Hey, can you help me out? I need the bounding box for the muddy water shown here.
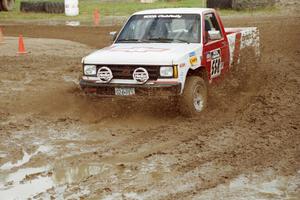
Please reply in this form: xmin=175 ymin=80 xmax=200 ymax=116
xmin=0 ymin=9 xmax=300 ymax=200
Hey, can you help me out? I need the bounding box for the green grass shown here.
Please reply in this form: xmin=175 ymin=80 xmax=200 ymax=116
xmin=0 ymin=0 xmax=278 ymax=23
xmin=0 ymin=0 xmax=206 ymax=21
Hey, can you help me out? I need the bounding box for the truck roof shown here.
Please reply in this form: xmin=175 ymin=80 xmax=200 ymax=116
xmin=133 ymin=8 xmax=215 ymax=15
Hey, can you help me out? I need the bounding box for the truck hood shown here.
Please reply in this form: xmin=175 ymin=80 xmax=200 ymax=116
xmin=83 ymin=43 xmax=202 ymax=65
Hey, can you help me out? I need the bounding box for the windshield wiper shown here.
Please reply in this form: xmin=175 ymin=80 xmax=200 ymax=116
xmin=147 ymin=37 xmax=172 ymax=42
xmin=172 ymin=38 xmax=190 ymax=44
xmin=146 ymin=37 xmax=189 ymax=44
xmin=117 ymin=38 xmax=140 ymax=42
xmin=117 ymin=37 xmax=190 ymax=44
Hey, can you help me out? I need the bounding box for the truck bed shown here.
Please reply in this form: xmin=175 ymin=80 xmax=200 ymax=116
xmin=225 ymin=27 xmax=260 ymax=66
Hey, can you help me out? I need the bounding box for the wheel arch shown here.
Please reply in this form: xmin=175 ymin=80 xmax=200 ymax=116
xmin=186 ymin=66 xmax=209 ymax=84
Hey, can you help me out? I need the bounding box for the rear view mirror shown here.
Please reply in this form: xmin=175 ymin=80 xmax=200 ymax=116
xmin=110 ymin=31 xmax=117 ymax=41
xmin=208 ymin=30 xmax=221 ymax=40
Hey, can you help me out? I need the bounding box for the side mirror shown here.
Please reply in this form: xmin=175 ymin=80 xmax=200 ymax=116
xmin=109 ymin=31 xmax=117 ymax=41
xmin=208 ymin=30 xmax=222 ymax=40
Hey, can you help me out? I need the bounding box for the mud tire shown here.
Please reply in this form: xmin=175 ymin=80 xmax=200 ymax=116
xmin=20 ymin=1 xmax=64 ymax=13
xmin=20 ymin=1 xmax=45 ymax=13
xmin=45 ymin=2 xmax=64 ymax=14
xmin=1 ymin=0 xmax=15 ymax=11
xmin=180 ymin=76 xmax=208 ymax=116
xmin=207 ymin=0 xmax=233 ymax=9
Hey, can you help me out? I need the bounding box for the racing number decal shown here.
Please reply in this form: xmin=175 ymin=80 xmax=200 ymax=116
xmin=210 ymin=49 xmax=223 ymax=78
xmin=211 ymin=58 xmax=221 ymax=76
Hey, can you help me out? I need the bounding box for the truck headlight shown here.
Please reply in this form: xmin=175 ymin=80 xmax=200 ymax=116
xmin=160 ymin=66 xmax=173 ymax=77
xmin=84 ymin=65 xmax=96 ymax=75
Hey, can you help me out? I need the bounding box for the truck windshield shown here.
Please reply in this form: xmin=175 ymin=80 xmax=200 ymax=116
xmin=116 ymin=14 xmax=201 ymax=44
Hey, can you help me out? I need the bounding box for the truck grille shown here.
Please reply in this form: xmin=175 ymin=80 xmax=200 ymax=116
xmin=96 ymin=65 xmax=159 ymax=80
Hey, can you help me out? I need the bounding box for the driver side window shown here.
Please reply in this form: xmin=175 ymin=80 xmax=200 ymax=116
xmin=204 ymin=13 xmax=222 ymax=43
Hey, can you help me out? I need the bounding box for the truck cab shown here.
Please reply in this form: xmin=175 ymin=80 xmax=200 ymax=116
xmin=80 ymin=8 xmax=259 ymax=116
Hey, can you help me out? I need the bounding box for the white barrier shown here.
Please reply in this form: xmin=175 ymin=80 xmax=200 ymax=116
xmin=65 ymin=0 xmax=79 ymax=16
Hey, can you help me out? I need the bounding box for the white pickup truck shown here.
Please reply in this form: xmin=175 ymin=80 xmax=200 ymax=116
xmin=80 ymin=8 xmax=259 ymax=115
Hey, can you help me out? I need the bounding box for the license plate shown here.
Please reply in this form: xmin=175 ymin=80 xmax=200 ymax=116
xmin=115 ymin=88 xmax=135 ymax=96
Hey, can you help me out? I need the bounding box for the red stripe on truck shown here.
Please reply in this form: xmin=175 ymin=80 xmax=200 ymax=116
xmin=233 ymin=33 xmax=242 ymax=65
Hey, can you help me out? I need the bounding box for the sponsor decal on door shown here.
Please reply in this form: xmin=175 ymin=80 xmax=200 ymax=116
xmin=189 ymin=51 xmax=198 ymax=66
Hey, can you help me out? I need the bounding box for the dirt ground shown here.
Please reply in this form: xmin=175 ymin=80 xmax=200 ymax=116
xmin=0 ymin=4 xmax=300 ymax=200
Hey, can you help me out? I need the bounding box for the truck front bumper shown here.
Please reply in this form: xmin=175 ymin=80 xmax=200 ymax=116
xmin=79 ymin=79 xmax=181 ymax=97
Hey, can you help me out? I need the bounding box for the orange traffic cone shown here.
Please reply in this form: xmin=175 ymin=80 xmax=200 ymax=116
xmin=0 ymin=28 xmax=4 ymax=44
xmin=18 ymin=34 xmax=27 ymax=54
xmin=93 ymin=9 xmax=100 ymax=26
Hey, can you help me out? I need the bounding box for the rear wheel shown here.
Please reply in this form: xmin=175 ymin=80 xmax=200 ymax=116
xmin=180 ymin=76 xmax=208 ymax=116
xmin=1 ymin=0 xmax=15 ymax=11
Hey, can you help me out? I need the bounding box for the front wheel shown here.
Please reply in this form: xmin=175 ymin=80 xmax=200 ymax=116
xmin=180 ymin=76 xmax=208 ymax=116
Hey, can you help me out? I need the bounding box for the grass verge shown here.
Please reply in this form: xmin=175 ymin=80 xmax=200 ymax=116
xmin=0 ymin=0 xmax=278 ymax=23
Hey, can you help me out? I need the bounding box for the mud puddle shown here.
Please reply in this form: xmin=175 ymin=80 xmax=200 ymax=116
xmin=0 ymin=146 xmax=52 ymax=171
xmin=0 ymin=152 xmax=113 ymax=199
xmin=0 ymin=167 xmax=52 ymax=199
xmin=1 ymin=160 xmax=299 ymax=200
xmin=0 ymin=154 xmax=177 ymax=199
xmin=0 ymin=165 xmax=92 ymax=199
xmin=193 ymin=169 xmax=300 ymax=200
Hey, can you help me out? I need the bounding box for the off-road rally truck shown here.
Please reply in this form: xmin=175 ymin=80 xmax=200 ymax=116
xmin=80 ymin=8 xmax=259 ymax=115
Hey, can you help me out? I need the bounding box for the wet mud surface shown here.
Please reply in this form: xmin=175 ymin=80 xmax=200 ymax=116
xmin=0 ymin=11 xmax=300 ymax=200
